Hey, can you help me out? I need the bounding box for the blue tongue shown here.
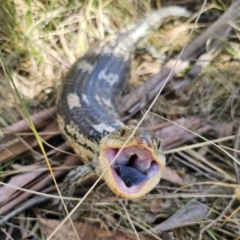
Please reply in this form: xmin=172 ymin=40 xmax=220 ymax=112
xmin=115 ymin=165 xmax=147 ymax=187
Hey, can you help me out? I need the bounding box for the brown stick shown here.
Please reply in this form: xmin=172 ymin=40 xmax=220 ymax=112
xmin=0 ymin=120 xmax=59 ymax=162
xmin=2 ymin=107 xmax=56 ymax=136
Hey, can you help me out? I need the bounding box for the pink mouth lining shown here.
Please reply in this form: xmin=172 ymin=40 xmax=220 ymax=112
xmin=105 ymin=146 xmax=159 ymax=194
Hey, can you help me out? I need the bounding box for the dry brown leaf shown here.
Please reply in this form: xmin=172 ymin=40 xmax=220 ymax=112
xmin=39 ymin=217 xmax=151 ymax=240
xmin=151 ymin=200 xmax=208 ymax=233
xmin=161 ymin=166 xmax=184 ymax=186
xmin=156 ymin=118 xmax=200 ymax=147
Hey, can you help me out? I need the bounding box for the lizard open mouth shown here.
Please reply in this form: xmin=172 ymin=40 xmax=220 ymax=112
xmin=99 ymin=126 xmax=165 ymax=199
xmin=105 ymin=146 xmax=159 ymax=194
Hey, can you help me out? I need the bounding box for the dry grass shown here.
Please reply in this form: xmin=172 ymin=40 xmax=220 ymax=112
xmin=0 ymin=0 xmax=240 ymax=239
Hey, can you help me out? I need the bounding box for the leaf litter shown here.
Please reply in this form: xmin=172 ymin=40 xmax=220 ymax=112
xmin=0 ymin=0 xmax=240 ymax=239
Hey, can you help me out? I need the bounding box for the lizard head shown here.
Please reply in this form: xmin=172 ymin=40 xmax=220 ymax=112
xmin=99 ymin=126 xmax=165 ymax=199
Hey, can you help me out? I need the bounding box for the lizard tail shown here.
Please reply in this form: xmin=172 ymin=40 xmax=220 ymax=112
xmin=118 ymin=6 xmax=191 ymax=50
